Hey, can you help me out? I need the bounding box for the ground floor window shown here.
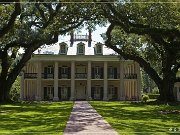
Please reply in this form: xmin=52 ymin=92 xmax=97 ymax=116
xmin=91 ymin=86 xmax=103 ymax=100
xmin=58 ymin=86 xmax=71 ymax=100
xmin=44 ymin=86 xmax=54 ymax=100
xmin=108 ymin=86 xmax=118 ymax=100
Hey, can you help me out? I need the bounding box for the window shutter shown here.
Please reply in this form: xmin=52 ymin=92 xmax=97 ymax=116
xmin=101 ymin=67 xmax=104 ymax=79
xmin=68 ymin=87 xmax=71 ymax=99
xmin=52 ymin=87 xmax=54 ymax=96
xmin=92 ymin=68 xmax=95 ymax=79
xmin=114 ymin=68 xmax=117 ymax=79
xmin=68 ymin=67 xmax=71 ymax=79
xmin=58 ymin=87 xmax=61 ymax=100
xmin=114 ymin=87 xmax=118 ymax=99
xmin=44 ymin=67 xmax=48 ymax=73
xmin=59 ymin=67 xmax=62 ymax=79
xmin=44 ymin=87 xmax=47 ymax=99
xmin=100 ymin=87 xmax=104 ymax=100
xmin=91 ymin=87 xmax=95 ymax=99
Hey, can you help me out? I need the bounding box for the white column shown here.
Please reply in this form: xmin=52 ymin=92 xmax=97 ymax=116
xmin=135 ymin=62 xmax=141 ymax=100
xmin=87 ymin=61 xmax=92 ymax=100
xmin=103 ymin=61 xmax=108 ymax=100
xmin=53 ymin=62 xmax=59 ymax=101
xmin=70 ymin=61 xmax=75 ymax=100
xmin=119 ymin=61 xmax=125 ymax=100
xmin=20 ymin=71 xmax=24 ymax=101
xmin=36 ymin=62 xmax=42 ymax=101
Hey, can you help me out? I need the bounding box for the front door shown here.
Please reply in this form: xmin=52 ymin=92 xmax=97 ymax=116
xmin=76 ymin=85 xmax=86 ymax=100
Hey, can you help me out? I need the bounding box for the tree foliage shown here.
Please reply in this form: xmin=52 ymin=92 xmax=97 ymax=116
xmin=100 ymin=0 xmax=180 ymax=102
xmin=0 ymin=0 xmax=105 ymax=101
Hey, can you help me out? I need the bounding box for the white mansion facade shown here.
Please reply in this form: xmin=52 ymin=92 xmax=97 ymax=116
xmin=20 ymin=40 xmax=142 ymax=101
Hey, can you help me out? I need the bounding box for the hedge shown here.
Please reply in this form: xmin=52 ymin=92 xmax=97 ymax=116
xmin=147 ymin=94 xmax=160 ymax=99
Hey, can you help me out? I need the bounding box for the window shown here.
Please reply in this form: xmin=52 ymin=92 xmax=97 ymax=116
xmin=95 ymin=67 xmax=101 ymax=74
xmin=77 ymin=42 xmax=85 ymax=54
xmin=61 ymin=44 xmax=66 ymax=54
xmin=61 ymin=67 xmax=68 ymax=74
xmin=95 ymin=43 xmax=103 ymax=55
xmin=78 ymin=45 xmax=84 ymax=54
xmin=44 ymin=66 xmax=54 ymax=74
xmin=108 ymin=67 xmax=114 ymax=78
xmin=59 ymin=42 xmax=67 ymax=54
xmin=96 ymin=45 xmax=102 ymax=54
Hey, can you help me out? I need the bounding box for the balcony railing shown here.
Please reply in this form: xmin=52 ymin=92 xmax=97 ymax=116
xmin=59 ymin=74 xmax=70 ymax=79
xmin=75 ymin=73 xmax=87 ymax=79
xmin=92 ymin=74 xmax=102 ymax=79
xmin=124 ymin=73 xmax=137 ymax=79
xmin=24 ymin=73 xmax=37 ymax=79
xmin=108 ymin=74 xmax=115 ymax=79
xmin=108 ymin=74 xmax=120 ymax=79
xmin=42 ymin=73 xmax=54 ymax=79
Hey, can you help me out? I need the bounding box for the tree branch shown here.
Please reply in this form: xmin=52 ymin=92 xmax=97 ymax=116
xmin=105 ymin=23 xmax=162 ymax=86
xmin=0 ymin=0 xmax=21 ymax=38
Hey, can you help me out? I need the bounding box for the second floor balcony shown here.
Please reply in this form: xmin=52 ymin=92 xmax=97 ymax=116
xmin=59 ymin=73 xmax=70 ymax=79
xmin=124 ymin=73 xmax=137 ymax=79
xmin=24 ymin=73 xmax=37 ymax=79
xmin=75 ymin=73 xmax=87 ymax=79
xmin=92 ymin=74 xmax=103 ymax=79
xmin=42 ymin=73 xmax=54 ymax=79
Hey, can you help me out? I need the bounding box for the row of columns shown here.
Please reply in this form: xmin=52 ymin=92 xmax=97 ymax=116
xmin=20 ymin=61 xmax=141 ymax=101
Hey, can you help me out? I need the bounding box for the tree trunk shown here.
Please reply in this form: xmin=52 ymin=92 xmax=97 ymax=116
xmin=0 ymin=79 xmax=12 ymax=102
xmin=157 ymin=70 xmax=176 ymax=102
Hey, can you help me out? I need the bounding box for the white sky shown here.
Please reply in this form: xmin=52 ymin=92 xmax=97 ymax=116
xmin=38 ymin=25 xmax=109 ymax=54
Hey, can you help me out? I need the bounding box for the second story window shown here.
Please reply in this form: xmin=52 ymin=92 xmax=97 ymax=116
xmin=95 ymin=43 xmax=103 ymax=55
xmin=97 ymin=45 xmax=102 ymax=54
xmin=44 ymin=66 xmax=54 ymax=74
xmin=59 ymin=42 xmax=68 ymax=55
xmin=77 ymin=42 xmax=85 ymax=55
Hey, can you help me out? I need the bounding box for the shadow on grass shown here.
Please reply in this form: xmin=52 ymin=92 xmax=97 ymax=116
xmin=0 ymin=101 xmax=74 ymax=135
xmin=90 ymin=101 xmax=180 ymax=135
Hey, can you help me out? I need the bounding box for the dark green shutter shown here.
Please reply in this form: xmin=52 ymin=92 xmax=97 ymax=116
xmin=100 ymin=87 xmax=104 ymax=100
xmin=68 ymin=87 xmax=71 ymax=100
xmin=114 ymin=68 xmax=117 ymax=79
xmin=59 ymin=67 xmax=62 ymax=79
xmin=58 ymin=87 xmax=61 ymax=100
xmin=52 ymin=87 xmax=54 ymax=96
xmin=44 ymin=67 xmax=48 ymax=79
xmin=52 ymin=67 xmax=54 ymax=78
xmin=92 ymin=68 xmax=95 ymax=79
xmin=91 ymin=87 xmax=95 ymax=99
xmin=68 ymin=67 xmax=71 ymax=79
xmin=101 ymin=68 xmax=104 ymax=79
xmin=44 ymin=87 xmax=47 ymax=99
xmin=114 ymin=87 xmax=118 ymax=100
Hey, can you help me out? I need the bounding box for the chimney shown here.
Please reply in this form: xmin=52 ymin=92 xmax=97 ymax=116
xmin=88 ymin=29 xmax=92 ymax=47
xmin=70 ymin=31 xmax=74 ymax=47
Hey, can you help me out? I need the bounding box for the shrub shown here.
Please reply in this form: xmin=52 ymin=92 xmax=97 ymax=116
xmin=142 ymin=94 xmax=149 ymax=102
xmin=10 ymin=77 xmax=20 ymax=101
xmin=148 ymin=94 xmax=160 ymax=99
xmin=152 ymin=87 xmax=159 ymax=94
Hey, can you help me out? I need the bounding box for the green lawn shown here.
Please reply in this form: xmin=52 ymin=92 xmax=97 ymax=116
xmin=90 ymin=101 xmax=180 ymax=135
xmin=0 ymin=101 xmax=73 ymax=135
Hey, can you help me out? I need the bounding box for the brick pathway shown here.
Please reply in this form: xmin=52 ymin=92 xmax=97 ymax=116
xmin=64 ymin=101 xmax=119 ymax=135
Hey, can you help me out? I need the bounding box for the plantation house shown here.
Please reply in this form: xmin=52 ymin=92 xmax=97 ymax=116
xmin=19 ymin=32 xmax=180 ymax=101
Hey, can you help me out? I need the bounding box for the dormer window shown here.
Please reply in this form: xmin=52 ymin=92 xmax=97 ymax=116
xmin=77 ymin=42 xmax=85 ymax=55
xmin=59 ymin=42 xmax=68 ymax=55
xmin=95 ymin=43 xmax=103 ymax=55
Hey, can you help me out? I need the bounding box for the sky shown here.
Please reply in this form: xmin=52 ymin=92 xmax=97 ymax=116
xmin=38 ymin=25 xmax=109 ymax=54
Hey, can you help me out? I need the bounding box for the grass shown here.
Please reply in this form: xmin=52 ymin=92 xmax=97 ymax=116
xmin=90 ymin=101 xmax=180 ymax=135
xmin=0 ymin=101 xmax=73 ymax=135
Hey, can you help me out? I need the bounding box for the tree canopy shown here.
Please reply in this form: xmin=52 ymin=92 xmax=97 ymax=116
xmin=0 ymin=0 xmax=105 ymax=101
xmin=100 ymin=0 xmax=180 ymax=101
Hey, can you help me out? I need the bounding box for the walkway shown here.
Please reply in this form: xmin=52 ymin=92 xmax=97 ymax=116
xmin=64 ymin=101 xmax=119 ymax=135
